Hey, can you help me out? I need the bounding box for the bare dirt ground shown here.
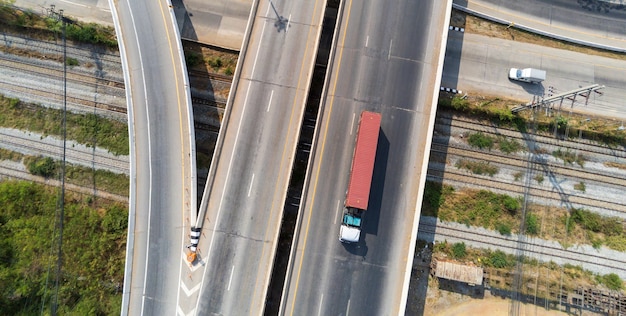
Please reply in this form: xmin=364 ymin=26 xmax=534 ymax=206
xmin=429 ymin=294 xmax=569 ymax=316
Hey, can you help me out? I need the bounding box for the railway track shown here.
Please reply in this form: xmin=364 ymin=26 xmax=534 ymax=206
xmin=426 ymin=167 xmax=626 ymax=214
xmin=419 ymin=220 xmax=626 ymax=274
xmin=437 ymin=114 xmax=626 ymax=159
xmin=0 ymin=81 xmax=127 ymax=117
xmin=0 ymin=32 xmax=123 ymax=65
xmin=430 ymin=142 xmax=626 ymax=188
xmin=0 ymin=163 xmax=128 ymax=203
xmin=188 ymin=69 xmax=233 ymax=85
xmin=0 ymin=130 xmax=129 ymax=173
xmin=0 ymin=54 xmax=126 ymax=93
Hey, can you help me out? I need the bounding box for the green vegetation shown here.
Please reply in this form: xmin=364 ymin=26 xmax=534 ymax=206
xmin=487 ymin=250 xmax=514 ymax=269
xmin=66 ymin=56 xmax=79 ymax=66
xmin=421 ymin=181 xmax=455 ymax=217
xmin=184 ymin=50 xmax=203 ymax=68
xmin=496 ymin=222 xmax=512 ymax=236
xmin=467 ymin=132 xmax=494 ymax=150
xmin=224 ymin=66 xmax=234 ymax=76
xmin=525 ymin=213 xmax=539 ymax=235
xmin=455 ymin=159 xmax=499 ymax=176
xmin=498 ymin=137 xmax=522 ymax=154
xmin=513 ymin=171 xmax=523 ymax=182
xmin=25 ymin=155 xmax=56 ymax=177
xmin=0 ymin=180 xmax=126 ymax=315
xmin=534 ymin=174 xmax=544 ymax=184
xmin=425 ymin=186 xmax=520 ymax=230
xmin=438 ymin=93 xmax=626 ymax=147
xmin=0 ymin=95 xmax=129 ymax=156
xmin=452 ymin=242 xmax=467 ymax=259
xmin=26 ymin=155 xmax=128 ymax=196
xmin=0 ymin=4 xmax=117 ymax=48
xmin=574 ymin=181 xmax=586 ymax=192
xmin=0 ymin=147 xmax=24 ymax=162
xmin=208 ymin=57 xmax=223 ymax=70
xmin=597 ymin=273 xmax=623 ymax=291
xmin=553 ymin=148 xmax=585 ymax=167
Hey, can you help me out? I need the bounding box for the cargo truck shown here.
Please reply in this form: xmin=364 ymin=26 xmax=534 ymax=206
xmin=339 ymin=111 xmax=381 ymax=243
xmin=508 ymin=67 xmax=546 ymax=84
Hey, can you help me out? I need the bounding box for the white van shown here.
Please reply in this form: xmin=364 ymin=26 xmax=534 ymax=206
xmin=509 ymin=68 xmax=546 ymax=84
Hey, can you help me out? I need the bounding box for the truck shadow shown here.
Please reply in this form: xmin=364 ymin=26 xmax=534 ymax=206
xmin=509 ymin=79 xmax=545 ymax=97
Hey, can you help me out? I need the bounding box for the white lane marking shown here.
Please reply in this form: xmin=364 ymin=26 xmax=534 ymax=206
xmin=251 ymin=3 xmax=272 ymax=76
xmin=334 ymin=200 xmax=341 ymax=225
xmin=59 ymin=0 xmax=89 ymax=8
xmin=365 ymin=35 xmax=369 ymax=48
xmin=248 ymin=173 xmax=255 ymax=197
xmin=388 ymin=39 xmax=393 ymax=60
xmin=318 ymin=294 xmax=324 ymax=316
xmin=126 ymin=2 xmax=153 ymax=314
xmin=350 ymin=112 xmax=356 ymax=135
xmin=287 ymin=14 xmax=291 ymax=32
xmin=196 ymin=81 xmax=254 ymax=312
xmin=346 ymin=299 xmax=351 ymax=316
xmin=266 ymin=90 xmax=274 ymax=112
xmin=227 ymin=265 xmax=235 ymax=291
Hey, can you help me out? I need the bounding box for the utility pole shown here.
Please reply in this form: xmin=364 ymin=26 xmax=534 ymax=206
xmin=47 ymin=5 xmax=74 ymax=315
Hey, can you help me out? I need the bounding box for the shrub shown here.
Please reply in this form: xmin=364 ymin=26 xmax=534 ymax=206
xmin=526 ymin=213 xmax=539 ymax=235
xmin=452 ymin=242 xmax=467 ymax=259
xmin=502 ymin=196 xmax=520 ymax=214
xmin=66 ymin=57 xmax=79 ymax=66
xmin=455 ymin=159 xmax=499 ymax=176
xmin=224 ymin=66 xmax=234 ymax=76
xmin=450 ymin=96 xmax=470 ymax=111
xmin=496 ymin=222 xmax=511 ymax=236
xmin=489 ymin=250 xmax=512 ymax=268
xmin=571 ymin=208 xmax=601 ymax=233
xmin=467 ymin=132 xmax=494 ymax=150
xmin=597 ymin=273 xmax=623 ymax=291
xmin=208 ymin=57 xmax=223 ymax=69
xmin=498 ymin=137 xmax=522 ymax=153
xmin=26 ymin=156 xmax=56 ymax=178
xmin=185 ymin=51 xmax=202 ymax=68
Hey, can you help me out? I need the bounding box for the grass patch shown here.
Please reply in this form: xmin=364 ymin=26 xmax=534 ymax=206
xmin=498 ymin=137 xmax=522 ymax=154
xmin=24 ymin=155 xmax=128 ymax=196
xmin=455 ymin=159 xmax=499 ymax=176
xmin=0 ymin=4 xmax=117 ymax=48
xmin=513 ymin=171 xmax=523 ymax=182
xmin=0 ymin=147 xmax=24 ymax=162
xmin=422 ymin=181 xmax=455 ymax=217
xmin=66 ymin=56 xmax=79 ymax=66
xmin=424 ymin=187 xmax=520 ymax=230
xmin=574 ymin=181 xmax=586 ymax=192
xmin=467 ymin=132 xmax=494 ymax=150
xmin=534 ymin=174 xmax=544 ymax=184
xmin=0 ymin=95 xmax=129 ymax=155
xmin=553 ymin=148 xmax=585 ymax=167
xmin=438 ymin=93 xmax=626 ymax=147
xmin=182 ymin=41 xmax=238 ymax=76
xmin=0 ymin=180 xmax=126 ymax=315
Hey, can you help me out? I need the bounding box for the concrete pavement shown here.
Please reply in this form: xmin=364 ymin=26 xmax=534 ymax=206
xmin=454 ymin=0 xmax=626 ymax=52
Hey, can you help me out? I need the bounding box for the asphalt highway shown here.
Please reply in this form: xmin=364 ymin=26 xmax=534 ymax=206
xmin=442 ymin=32 xmax=626 ymax=120
xmin=188 ymin=0 xmax=325 ymax=314
xmin=111 ymin=1 xmax=195 ymax=315
xmin=281 ymin=0 xmax=451 ymax=314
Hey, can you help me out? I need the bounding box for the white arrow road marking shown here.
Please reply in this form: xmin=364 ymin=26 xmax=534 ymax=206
xmin=180 ymin=281 xmax=202 ymax=297
xmin=177 ymin=305 xmax=196 ymax=316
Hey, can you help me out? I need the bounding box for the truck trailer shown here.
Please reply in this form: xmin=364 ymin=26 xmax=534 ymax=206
xmin=339 ymin=111 xmax=381 ymax=243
